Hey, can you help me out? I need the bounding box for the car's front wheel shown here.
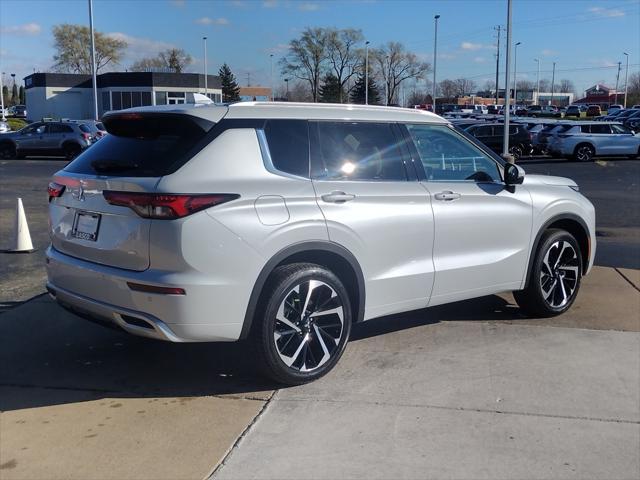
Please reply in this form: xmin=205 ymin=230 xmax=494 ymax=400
xmin=0 ymin=143 xmax=16 ymax=159
xmin=252 ymin=263 xmax=352 ymax=385
xmin=514 ymin=229 xmax=582 ymax=317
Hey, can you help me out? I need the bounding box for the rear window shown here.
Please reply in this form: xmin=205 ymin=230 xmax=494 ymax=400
xmin=263 ymin=120 xmax=309 ymax=178
xmin=65 ymin=114 xmax=214 ymax=177
xmin=557 ymin=125 xmax=573 ymax=133
xmin=78 ymin=124 xmax=92 ymax=133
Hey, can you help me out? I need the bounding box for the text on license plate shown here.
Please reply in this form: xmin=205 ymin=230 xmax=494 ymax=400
xmin=72 ymin=211 xmax=101 ymax=241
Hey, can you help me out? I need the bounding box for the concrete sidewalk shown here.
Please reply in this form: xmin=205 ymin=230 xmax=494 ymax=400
xmin=1 ymin=267 xmax=638 ymax=479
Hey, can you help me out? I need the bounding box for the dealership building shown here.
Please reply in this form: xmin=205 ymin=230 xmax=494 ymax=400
xmin=24 ymin=72 xmax=223 ymax=121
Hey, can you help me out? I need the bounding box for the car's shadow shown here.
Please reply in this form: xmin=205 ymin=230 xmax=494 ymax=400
xmin=0 ymin=294 xmax=524 ymax=411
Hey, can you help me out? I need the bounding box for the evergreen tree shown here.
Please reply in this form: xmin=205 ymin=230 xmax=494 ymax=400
xmin=319 ymin=73 xmax=343 ymax=103
xmin=218 ymin=63 xmax=240 ymax=102
xmin=19 ymin=86 xmax=25 ymax=105
xmin=2 ymin=85 xmax=8 ymax=107
xmin=11 ymin=83 xmax=18 ymax=104
xmin=350 ymin=71 xmax=380 ymax=105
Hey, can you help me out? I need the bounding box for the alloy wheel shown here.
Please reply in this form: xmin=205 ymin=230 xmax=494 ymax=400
xmin=539 ymin=240 xmax=580 ymax=308
xmin=576 ymin=146 xmax=593 ymax=162
xmin=273 ymin=279 xmax=345 ymax=373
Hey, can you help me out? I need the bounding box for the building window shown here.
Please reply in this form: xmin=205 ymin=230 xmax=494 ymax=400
xmin=141 ymin=91 xmax=152 ymax=106
xmin=132 ymin=91 xmax=142 ymax=108
xmin=112 ymin=92 xmax=122 ymax=110
xmin=155 ymin=91 xmax=167 ymax=105
xmin=167 ymin=91 xmax=186 ymax=104
xmin=101 ymin=91 xmax=110 ymax=111
xmin=122 ymin=91 xmax=132 ymax=109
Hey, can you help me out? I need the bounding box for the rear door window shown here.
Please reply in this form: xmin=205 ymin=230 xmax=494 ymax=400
xmin=49 ymin=124 xmax=74 ymax=134
xmin=590 ymin=124 xmax=612 ymax=134
xmin=262 ymin=120 xmax=309 ymax=178
xmin=310 ymin=122 xmax=407 ymax=181
xmin=64 ymin=114 xmax=215 ymax=177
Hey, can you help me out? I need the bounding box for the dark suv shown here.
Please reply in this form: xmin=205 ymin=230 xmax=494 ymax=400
xmin=0 ymin=121 xmax=94 ymax=160
xmin=462 ymin=122 xmax=532 ymax=159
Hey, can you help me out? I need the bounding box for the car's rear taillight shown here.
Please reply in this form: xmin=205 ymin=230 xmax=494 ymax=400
xmin=103 ymin=191 xmax=239 ymax=219
xmin=81 ymin=133 xmax=92 ymax=141
xmin=48 ymin=182 xmax=65 ymax=201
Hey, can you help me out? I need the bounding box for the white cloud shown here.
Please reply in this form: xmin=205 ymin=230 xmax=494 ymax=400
xmin=439 ymin=53 xmax=455 ymax=60
xmin=106 ymin=33 xmax=176 ymax=64
xmin=461 ymin=42 xmax=492 ymax=51
xmin=588 ymin=6 xmax=625 ymax=18
xmin=0 ymin=23 xmax=41 ymax=36
xmin=541 ymin=49 xmax=557 ymax=57
xmin=473 ymin=57 xmax=486 ymax=63
xmin=298 ymin=2 xmax=320 ymax=10
xmin=195 ymin=17 xmax=230 ymax=25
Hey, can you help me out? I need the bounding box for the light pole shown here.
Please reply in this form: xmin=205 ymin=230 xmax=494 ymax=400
xmin=203 ymin=37 xmax=208 ymax=96
xmin=432 ymin=14 xmax=440 ymax=112
xmin=284 ymin=78 xmax=289 ymax=101
xmin=0 ymin=73 xmax=5 ymax=121
xmin=270 ymin=54 xmax=274 ymax=101
xmin=550 ymin=61 xmax=556 ymax=106
xmin=614 ymin=61 xmax=621 ymax=105
xmin=365 ymin=40 xmax=370 ymax=105
xmin=513 ymin=41 xmax=521 ymax=108
xmin=384 ymin=55 xmax=389 ymax=106
xmin=534 ymin=58 xmax=540 ymax=104
xmin=88 ymin=0 xmax=98 ymax=120
xmin=623 ymin=52 xmax=629 ymax=108
xmin=502 ymin=0 xmax=512 ymax=159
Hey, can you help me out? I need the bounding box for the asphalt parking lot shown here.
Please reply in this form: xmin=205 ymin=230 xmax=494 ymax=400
xmin=1 ymin=156 xmax=639 ymax=479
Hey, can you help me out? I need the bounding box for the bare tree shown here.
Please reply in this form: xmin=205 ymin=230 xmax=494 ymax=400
xmin=131 ymin=48 xmax=192 ymax=73
xmin=626 ymin=72 xmax=640 ymax=106
xmin=373 ymin=41 xmax=429 ymax=105
xmin=288 ymin=80 xmax=314 ymax=102
xmin=516 ymin=79 xmax=534 ymax=91
xmin=538 ymin=79 xmax=551 ymax=92
xmin=130 ymin=57 xmax=164 ymax=72
xmin=453 ymin=78 xmax=477 ymax=97
xmin=52 ymin=24 xmax=127 ymax=73
xmin=280 ymin=27 xmax=328 ymax=102
xmin=484 ymin=79 xmax=496 ymax=92
xmin=438 ymin=79 xmax=457 ymax=100
xmin=559 ymin=79 xmax=575 ymax=93
xmin=325 ymin=28 xmax=363 ymax=103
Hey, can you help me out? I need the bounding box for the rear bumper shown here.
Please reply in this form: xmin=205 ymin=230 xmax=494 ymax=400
xmin=46 ymin=246 xmax=247 ymax=342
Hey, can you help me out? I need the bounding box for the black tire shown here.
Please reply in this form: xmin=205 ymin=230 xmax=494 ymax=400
xmin=0 ymin=143 xmax=16 ymax=160
xmin=573 ymin=143 xmax=594 ymax=162
xmin=508 ymin=145 xmax=523 ymax=160
xmin=251 ymin=263 xmax=352 ymax=385
xmin=64 ymin=143 xmax=81 ymax=161
xmin=513 ymin=229 xmax=582 ymax=317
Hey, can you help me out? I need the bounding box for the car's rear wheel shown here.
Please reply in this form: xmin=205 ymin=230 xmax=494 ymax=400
xmin=252 ymin=263 xmax=352 ymax=385
xmin=64 ymin=144 xmax=81 ymax=161
xmin=514 ymin=229 xmax=582 ymax=317
xmin=573 ymin=144 xmax=594 ymax=162
xmin=0 ymin=143 xmax=16 ymax=160
xmin=508 ymin=145 xmax=523 ymax=159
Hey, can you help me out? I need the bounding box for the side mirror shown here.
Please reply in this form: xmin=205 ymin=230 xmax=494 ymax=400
xmin=504 ymin=163 xmax=525 ymax=186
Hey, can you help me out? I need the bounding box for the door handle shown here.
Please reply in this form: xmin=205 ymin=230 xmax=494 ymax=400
xmin=321 ymin=191 xmax=356 ymax=203
xmin=434 ymin=191 xmax=461 ymax=201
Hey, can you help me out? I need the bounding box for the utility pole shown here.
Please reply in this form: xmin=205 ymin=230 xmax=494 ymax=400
xmin=550 ymin=62 xmax=556 ymax=106
xmin=203 ymin=37 xmax=208 ymax=96
xmin=433 ymin=14 xmax=440 ymax=112
xmin=270 ymin=54 xmax=274 ymax=101
xmin=284 ymin=78 xmax=289 ymax=101
xmin=365 ymin=40 xmax=370 ymax=105
xmin=502 ymin=0 xmax=512 ymax=159
xmin=614 ymin=61 xmax=621 ymax=105
xmin=623 ymin=52 xmax=629 ymax=108
xmin=494 ymin=25 xmax=501 ymax=105
xmin=88 ymin=0 xmax=98 ymax=120
xmin=384 ymin=55 xmax=389 ymax=106
xmin=246 ymin=72 xmax=251 ymax=87
xmin=0 ymin=73 xmax=5 ymax=121
xmin=513 ymin=41 xmax=521 ymax=108
xmin=534 ymin=58 xmax=540 ymax=104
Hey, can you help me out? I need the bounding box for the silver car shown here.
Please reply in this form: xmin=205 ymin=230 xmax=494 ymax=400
xmin=46 ymin=102 xmax=596 ymax=384
xmin=547 ymin=122 xmax=640 ymax=161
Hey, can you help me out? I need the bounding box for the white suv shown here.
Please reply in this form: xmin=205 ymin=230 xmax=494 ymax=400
xmin=46 ymin=102 xmax=596 ymax=384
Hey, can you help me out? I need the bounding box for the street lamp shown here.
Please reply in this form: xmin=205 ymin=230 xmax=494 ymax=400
xmin=384 ymin=55 xmax=389 ymax=106
xmin=0 ymin=73 xmax=5 ymax=121
xmin=270 ymin=54 xmax=274 ymax=101
xmin=365 ymin=40 xmax=370 ymax=105
xmin=502 ymin=0 xmax=512 ymax=159
xmin=88 ymin=0 xmax=98 ymax=120
xmin=202 ymin=37 xmax=208 ymax=96
xmin=432 ymin=14 xmax=440 ymax=112
xmin=284 ymin=78 xmax=289 ymax=101
xmin=534 ymin=58 xmax=540 ymax=104
xmin=623 ymin=52 xmax=629 ymax=108
xmin=550 ymin=61 xmax=556 ymax=106
xmin=513 ymin=41 xmax=521 ymax=108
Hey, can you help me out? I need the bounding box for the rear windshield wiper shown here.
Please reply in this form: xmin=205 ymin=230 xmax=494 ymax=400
xmin=91 ymin=160 xmax=139 ymax=173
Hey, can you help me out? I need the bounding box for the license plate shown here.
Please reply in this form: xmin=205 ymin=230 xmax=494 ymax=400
xmin=72 ymin=211 xmax=101 ymax=241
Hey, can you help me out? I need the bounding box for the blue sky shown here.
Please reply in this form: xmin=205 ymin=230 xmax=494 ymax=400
xmin=0 ymin=0 xmax=638 ymax=95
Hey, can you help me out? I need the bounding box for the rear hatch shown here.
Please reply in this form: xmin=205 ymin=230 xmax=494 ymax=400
xmin=49 ymin=108 xmax=224 ymax=271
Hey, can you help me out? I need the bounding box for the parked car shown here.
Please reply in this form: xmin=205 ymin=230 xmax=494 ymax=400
xmin=607 ymin=105 xmax=624 ymax=115
xmin=586 ymin=105 xmax=601 ymax=117
xmin=0 ymin=120 xmax=93 ymax=160
xmin=598 ymin=109 xmax=625 ymax=121
xmin=609 ymin=109 xmax=640 ymax=124
xmin=564 ymin=105 xmax=582 ymax=117
xmin=487 ymin=105 xmax=500 ymax=114
xmin=525 ymin=121 xmax=560 ymax=154
xmin=515 ymin=106 xmax=528 ymax=116
xmin=533 ymin=122 xmax=572 ymax=154
xmin=621 ymin=109 xmax=640 ymax=131
xmin=44 ymin=102 xmax=596 ymax=384
xmin=8 ymin=105 xmax=27 ymax=119
xmin=463 ymin=122 xmax=532 ymax=159
xmin=472 ymin=105 xmax=488 ymax=115
xmin=633 ymin=105 xmax=640 ymax=109
xmin=527 ymin=105 xmax=561 ymax=118
xmin=547 ymin=122 xmax=640 ymax=161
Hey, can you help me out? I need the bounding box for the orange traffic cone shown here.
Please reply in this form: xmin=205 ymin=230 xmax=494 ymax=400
xmin=1 ymin=198 xmax=36 ymax=253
